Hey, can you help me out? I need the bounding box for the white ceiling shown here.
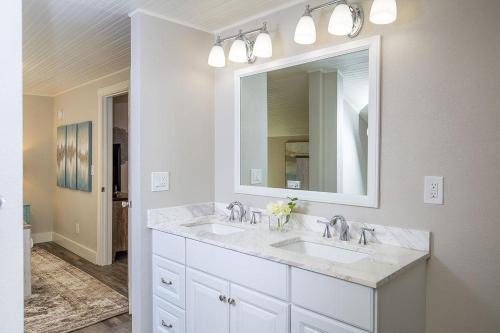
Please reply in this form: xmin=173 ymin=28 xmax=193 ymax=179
xmin=23 ymin=0 xmax=303 ymax=96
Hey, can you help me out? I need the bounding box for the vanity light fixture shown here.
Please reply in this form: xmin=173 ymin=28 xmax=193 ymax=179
xmin=208 ymin=22 xmax=272 ymax=68
xmin=294 ymin=0 xmax=397 ymax=45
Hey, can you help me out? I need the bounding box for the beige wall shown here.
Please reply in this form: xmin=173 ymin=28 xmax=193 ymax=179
xmin=52 ymin=70 xmax=129 ymax=253
xmin=23 ymin=95 xmax=54 ymax=236
xmin=214 ymin=1 xmax=500 ymax=332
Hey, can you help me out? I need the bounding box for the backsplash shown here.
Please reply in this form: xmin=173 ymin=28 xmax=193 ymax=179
xmin=149 ymin=202 xmax=430 ymax=252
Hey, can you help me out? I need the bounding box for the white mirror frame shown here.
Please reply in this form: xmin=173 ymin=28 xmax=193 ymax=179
xmin=234 ymin=35 xmax=380 ymax=207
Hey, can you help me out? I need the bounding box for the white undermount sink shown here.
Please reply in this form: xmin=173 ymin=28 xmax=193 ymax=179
xmin=274 ymin=240 xmax=369 ymax=264
xmin=182 ymin=222 xmax=244 ymax=235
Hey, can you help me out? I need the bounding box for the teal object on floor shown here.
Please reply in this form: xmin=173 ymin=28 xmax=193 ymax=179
xmin=23 ymin=204 xmax=31 ymax=225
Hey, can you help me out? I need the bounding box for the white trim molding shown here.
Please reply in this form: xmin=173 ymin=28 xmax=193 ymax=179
xmin=234 ymin=36 xmax=381 ymax=208
xmin=32 ymin=232 xmax=53 ymax=244
xmin=96 ymin=80 xmax=129 ymax=266
xmin=128 ymin=9 xmax=211 ymax=33
xmin=52 ymin=232 xmax=97 ymax=264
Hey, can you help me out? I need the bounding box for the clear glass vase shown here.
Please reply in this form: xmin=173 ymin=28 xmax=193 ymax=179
xmin=268 ymin=215 xmax=291 ymax=232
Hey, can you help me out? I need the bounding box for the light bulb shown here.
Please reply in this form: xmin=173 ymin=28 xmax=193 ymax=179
xmin=253 ymin=31 xmax=272 ymax=58
xmin=294 ymin=13 xmax=316 ymax=45
xmin=228 ymin=37 xmax=248 ymax=63
xmin=328 ymin=4 xmax=354 ymax=36
xmin=207 ymin=43 xmax=225 ymax=67
xmin=370 ymin=0 xmax=397 ymax=24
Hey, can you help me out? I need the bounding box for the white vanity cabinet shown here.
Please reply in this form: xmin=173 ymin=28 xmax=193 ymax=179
xmin=152 ymin=229 xmax=427 ymax=333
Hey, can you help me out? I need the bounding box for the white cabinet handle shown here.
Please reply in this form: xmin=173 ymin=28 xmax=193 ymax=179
xmin=0 ymin=196 xmax=5 ymax=210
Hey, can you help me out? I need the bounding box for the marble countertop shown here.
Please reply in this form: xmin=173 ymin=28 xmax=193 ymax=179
xmin=148 ymin=211 xmax=430 ymax=288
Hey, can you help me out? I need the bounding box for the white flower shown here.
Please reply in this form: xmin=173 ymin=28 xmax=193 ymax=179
xmin=266 ymin=201 xmax=291 ymax=217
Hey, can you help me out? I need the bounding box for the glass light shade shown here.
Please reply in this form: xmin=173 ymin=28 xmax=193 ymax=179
xmin=328 ymin=4 xmax=354 ymax=36
xmin=207 ymin=44 xmax=225 ymax=67
xmin=294 ymin=14 xmax=316 ymax=45
xmin=370 ymin=0 xmax=397 ymax=24
xmin=253 ymin=32 xmax=272 ymax=58
xmin=228 ymin=38 xmax=248 ymax=63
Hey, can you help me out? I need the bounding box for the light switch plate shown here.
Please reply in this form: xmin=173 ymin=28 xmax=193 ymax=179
xmin=250 ymin=169 xmax=263 ymax=185
xmin=151 ymin=172 xmax=169 ymax=192
xmin=424 ymin=176 xmax=443 ymax=204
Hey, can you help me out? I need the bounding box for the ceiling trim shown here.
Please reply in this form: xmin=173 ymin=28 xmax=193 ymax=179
xmin=213 ymin=0 xmax=306 ymax=34
xmin=40 ymin=67 xmax=130 ymax=98
xmin=128 ymin=8 xmax=213 ymax=34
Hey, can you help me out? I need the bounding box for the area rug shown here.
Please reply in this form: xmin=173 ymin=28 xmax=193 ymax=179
xmin=24 ymin=247 xmax=129 ymax=333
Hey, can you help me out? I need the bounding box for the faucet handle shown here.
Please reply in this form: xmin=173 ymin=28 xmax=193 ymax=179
xmin=250 ymin=211 xmax=262 ymax=224
xmin=317 ymin=220 xmax=332 ymax=238
xmin=359 ymin=227 xmax=375 ymax=245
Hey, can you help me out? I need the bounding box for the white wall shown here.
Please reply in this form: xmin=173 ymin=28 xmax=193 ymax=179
xmin=52 ymin=70 xmax=129 ymax=259
xmin=0 ymin=0 xmax=23 ymax=330
xmin=214 ymin=0 xmax=500 ymax=332
xmin=23 ymin=95 xmax=54 ymax=237
xmin=130 ymin=12 xmax=214 ymax=332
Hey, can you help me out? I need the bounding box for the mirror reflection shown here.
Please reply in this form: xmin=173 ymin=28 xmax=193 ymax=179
xmin=240 ymin=49 xmax=369 ymax=195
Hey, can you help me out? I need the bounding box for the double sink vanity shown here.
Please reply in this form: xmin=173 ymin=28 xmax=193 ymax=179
xmin=148 ymin=202 xmax=430 ymax=333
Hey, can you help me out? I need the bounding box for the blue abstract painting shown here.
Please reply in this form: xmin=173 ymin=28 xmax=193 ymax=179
xmin=77 ymin=121 xmax=92 ymax=192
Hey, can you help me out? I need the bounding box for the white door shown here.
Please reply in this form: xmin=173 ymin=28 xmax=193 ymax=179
xmin=0 ymin=0 xmax=24 ymax=331
xmin=291 ymin=306 xmax=365 ymax=333
xmin=186 ymin=268 xmax=229 ymax=333
xmin=230 ymin=284 xmax=289 ymax=333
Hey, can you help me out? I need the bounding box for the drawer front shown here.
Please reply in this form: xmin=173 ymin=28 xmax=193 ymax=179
xmin=153 ymin=230 xmax=185 ymax=264
xmin=153 ymin=296 xmax=185 ymax=333
xmin=186 ymin=239 xmax=289 ymax=300
xmin=291 ymin=268 xmax=373 ymax=332
xmin=153 ymin=255 xmax=186 ymax=308
xmin=291 ymin=306 xmax=366 ymax=333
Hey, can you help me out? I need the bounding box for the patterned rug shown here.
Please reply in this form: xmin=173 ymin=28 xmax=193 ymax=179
xmin=24 ymin=248 xmax=129 ymax=333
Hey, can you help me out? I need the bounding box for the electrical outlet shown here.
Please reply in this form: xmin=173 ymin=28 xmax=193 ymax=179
xmin=250 ymin=169 xmax=263 ymax=185
xmin=151 ymin=172 xmax=169 ymax=192
xmin=75 ymin=223 xmax=80 ymax=234
xmin=424 ymin=176 xmax=444 ymax=204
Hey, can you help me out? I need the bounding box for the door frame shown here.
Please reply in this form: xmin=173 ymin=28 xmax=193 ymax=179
xmin=96 ymin=81 xmax=129 ymax=267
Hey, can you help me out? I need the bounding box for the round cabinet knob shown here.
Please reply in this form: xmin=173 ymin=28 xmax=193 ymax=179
xmin=219 ymin=295 xmax=227 ymax=303
xmin=228 ymin=298 xmax=236 ymax=305
xmin=0 ymin=196 xmax=5 ymax=210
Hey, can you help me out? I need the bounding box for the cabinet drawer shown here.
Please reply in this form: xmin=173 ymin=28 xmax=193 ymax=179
xmin=291 ymin=268 xmax=373 ymax=332
xmin=153 ymin=230 xmax=185 ymax=264
xmin=291 ymin=306 xmax=366 ymax=333
xmin=153 ymin=255 xmax=186 ymax=308
xmin=153 ymin=296 xmax=185 ymax=333
xmin=186 ymin=239 xmax=289 ymax=300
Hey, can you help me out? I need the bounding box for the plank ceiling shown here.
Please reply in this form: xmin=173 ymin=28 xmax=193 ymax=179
xmin=23 ymin=0 xmax=302 ymax=96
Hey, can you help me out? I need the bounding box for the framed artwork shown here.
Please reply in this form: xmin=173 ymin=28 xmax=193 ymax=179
xmin=65 ymin=124 xmax=78 ymax=189
xmin=77 ymin=121 xmax=92 ymax=192
xmin=56 ymin=126 xmax=67 ymax=187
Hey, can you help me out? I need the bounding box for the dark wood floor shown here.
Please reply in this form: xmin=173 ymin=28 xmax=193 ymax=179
xmin=36 ymin=242 xmax=132 ymax=332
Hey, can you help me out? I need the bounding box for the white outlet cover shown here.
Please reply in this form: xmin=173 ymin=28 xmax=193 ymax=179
xmin=424 ymin=176 xmax=444 ymax=204
xmin=250 ymin=169 xmax=263 ymax=185
xmin=151 ymin=171 xmax=170 ymax=192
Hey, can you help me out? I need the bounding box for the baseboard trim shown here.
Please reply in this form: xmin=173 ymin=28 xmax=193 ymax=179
xmin=32 ymin=232 xmax=53 ymax=244
xmin=52 ymin=232 xmax=97 ymax=264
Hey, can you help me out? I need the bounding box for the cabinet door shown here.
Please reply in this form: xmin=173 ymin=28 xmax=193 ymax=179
xmin=230 ymin=284 xmax=289 ymax=333
xmin=291 ymin=306 xmax=366 ymax=333
xmin=186 ymin=268 xmax=229 ymax=333
xmin=153 ymin=296 xmax=185 ymax=333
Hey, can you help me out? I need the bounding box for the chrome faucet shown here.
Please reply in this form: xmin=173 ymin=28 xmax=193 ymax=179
xmin=227 ymin=201 xmax=246 ymax=223
xmin=331 ymin=215 xmax=350 ymax=241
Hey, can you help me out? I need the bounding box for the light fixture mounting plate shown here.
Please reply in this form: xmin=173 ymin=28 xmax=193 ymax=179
xmin=348 ymin=3 xmax=364 ymax=38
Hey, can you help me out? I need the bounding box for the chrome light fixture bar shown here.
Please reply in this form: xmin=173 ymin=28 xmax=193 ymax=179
xmin=208 ymin=22 xmax=272 ymax=68
xmin=295 ymin=0 xmax=397 ymax=45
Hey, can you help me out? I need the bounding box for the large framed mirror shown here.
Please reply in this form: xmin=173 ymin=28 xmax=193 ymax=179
xmin=235 ymin=36 xmax=380 ymax=207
